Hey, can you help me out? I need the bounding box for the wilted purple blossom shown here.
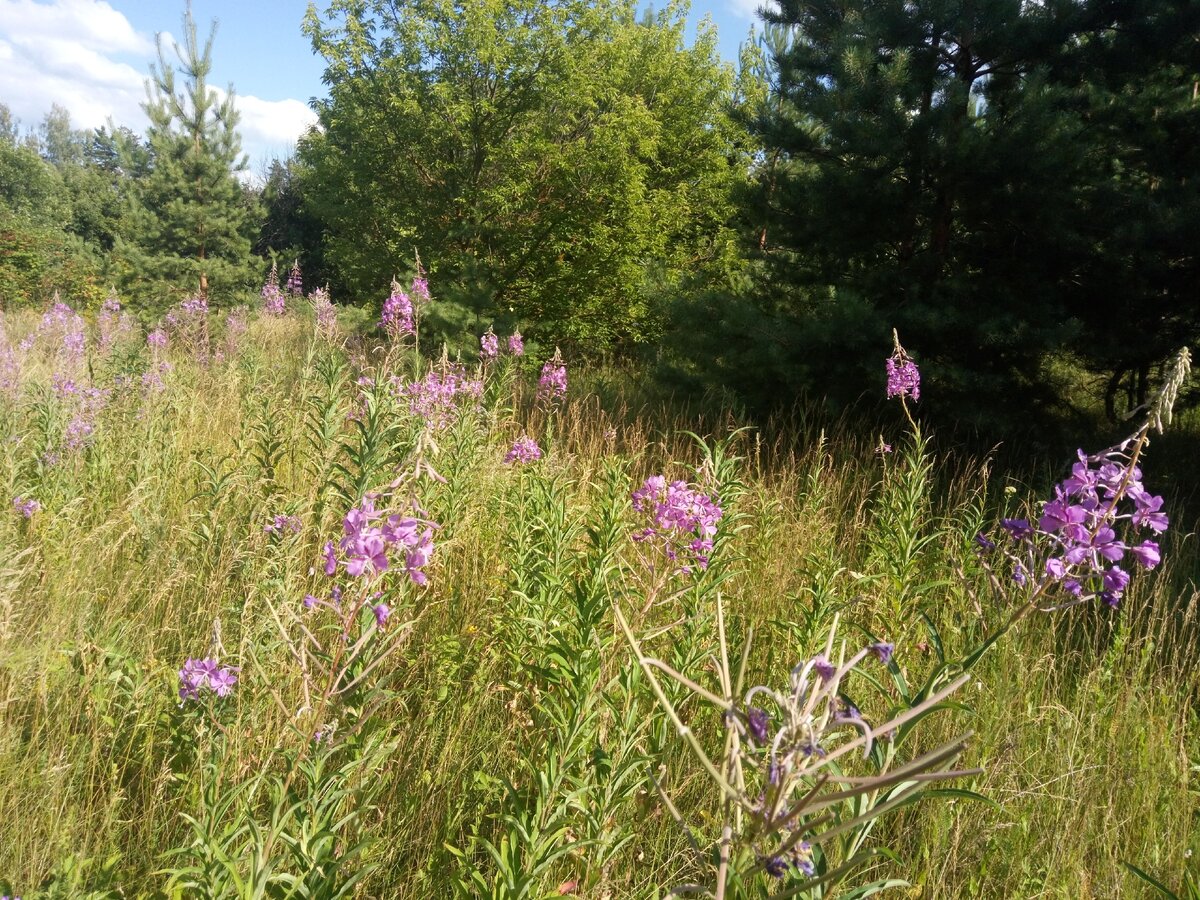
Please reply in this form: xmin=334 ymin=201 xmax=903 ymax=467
xmin=631 ymin=475 xmax=723 ymax=574
xmin=504 ymin=435 xmax=542 ymax=465
xmin=96 ymin=292 xmax=133 ymax=353
xmin=178 ymin=657 xmax=239 ymax=701
xmin=310 ymin=287 xmax=337 ymax=338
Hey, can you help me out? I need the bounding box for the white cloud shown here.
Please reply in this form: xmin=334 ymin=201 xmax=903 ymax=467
xmin=0 ymin=0 xmax=315 ymax=166
xmin=727 ymin=0 xmax=780 ymax=20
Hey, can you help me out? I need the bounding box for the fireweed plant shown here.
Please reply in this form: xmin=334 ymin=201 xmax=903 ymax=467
xmin=0 ymin=290 xmax=1194 ymax=897
xmin=614 ymin=431 xmax=978 ymax=899
xmin=611 ymin=338 xmax=1190 ymax=899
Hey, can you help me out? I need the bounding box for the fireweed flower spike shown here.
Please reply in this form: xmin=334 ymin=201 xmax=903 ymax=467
xmin=507 ymin=331 xmax=524 ymax=356
xmin=480 ymin=328 xmax=499 ymax=360
xmin=178 ymin=657 xmax=239 ymax=701
xmin=885 ymin=329 xmax=921 ymax=402
xmin=979 ymin=347 xmax=1189 ymax=615
xmin=286 ymin=259 xmax=303 ymax=295
xmin=380 ymin=281 xmax=415 ymax=339
xmin=13 ymin=496 xmax=39 ymax=518
xmin=504 ymin=435 xmax=542 ymax=464
xmin=631 ymin=475 xmax=723 ymax=575
xmin=261 ymin=262 xmax=285 ymax=315
xmin=537 ymin=348 xmax=568 ymax=403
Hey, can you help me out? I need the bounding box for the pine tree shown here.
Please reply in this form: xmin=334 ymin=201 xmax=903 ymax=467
xmin=744 ymin=0 xmax=1199 ymax=431
xmin=118 ymin=1 xmax=256 ymax=303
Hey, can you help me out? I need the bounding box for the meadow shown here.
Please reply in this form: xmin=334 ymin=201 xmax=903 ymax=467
xmin=0 ymin=286 xmax=1197 ymax=899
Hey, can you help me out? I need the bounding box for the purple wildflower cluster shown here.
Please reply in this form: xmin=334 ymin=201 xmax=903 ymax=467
xmin=504 ymin=435 xmax=542 ymax=465
xmin=380 ymin=283 xmax=415 ymax=339
xmin=480 ymin=328 xmax=524 ymax=360
xmin=537 ymin=350 xmax=568 ymax=403
xmin=886 ymin=351 xmax=920 ymax=402
xmin=0 ymin=321 xmax=19 ymax=400
xmin=396 ymin=366 xmax=483 ymax=430
xmin=147 ymin=327 xmax=168 ymax=350
xmin=96 ymin=293 xmax=133 ymax=354
xmin=214 ymin=307 xmax=249 ymax=363
xmin=480 ymin=329 xmax=499 ymax=359
xmin=310 ymin=287 xmax=337 ymax=338
xmin=631 ymin=475 xmax=723 ymax=574
xmin=20 ymin=297 xmax=86 ymax=365
xmin=987 ymin=443 xmax=1167 ymax=608
xmin=13 ymin=496 xmax=39 ymax=518
xmin=264 ymin=514 xmax=302 ymax=536
xmin=319 ymin=495 xmax=436 ymax=587
xmin=178 ymin=657 xmax=238 ymax=701
xmin=410 ymin=275 xmax=430 ymax=303
xmin=261 ymin=262 xmax=286 ymax=316
xmin=286 ymin=260 xmax=304 ymax=295
xmin=51 ymin=373 xmax=111 ymax=452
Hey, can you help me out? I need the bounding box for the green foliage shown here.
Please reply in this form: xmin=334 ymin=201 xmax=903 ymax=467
xmin=702 ymin=0 xmax=1200 ymax=434
xmin=301 ymin=0 xmax=746 ymax=349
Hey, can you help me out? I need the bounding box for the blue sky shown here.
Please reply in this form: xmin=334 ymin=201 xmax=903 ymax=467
xmin=0 ymin=0 xmax=768 ymax=169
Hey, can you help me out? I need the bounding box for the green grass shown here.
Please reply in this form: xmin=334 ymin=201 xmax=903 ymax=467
xmin=0 ymin=305 xmax=1196 ymax=898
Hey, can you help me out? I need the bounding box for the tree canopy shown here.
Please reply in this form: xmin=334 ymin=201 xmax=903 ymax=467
xmin=300 ymin=0 xmax=745 ymax=349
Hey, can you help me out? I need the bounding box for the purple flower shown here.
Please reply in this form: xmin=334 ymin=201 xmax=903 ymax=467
xmin=1130 ymin=541 xmax=1161 ymax=570
xmin=178 ymin=657 xmax=238 ymax=702
xmin=811 ymin=656 xmax=836 ymax=682
xmin=380 ymin=284 xmax=415 ymax=338
xmin=322 ymin=497 xmax=437 ymax=586
xmin=763 ymin=856 xmax=789 ymax=878
xmin=1000 ymin=518 xmax=1033 ymax=539
xmin=480 ymin=329 xmax=499 ymax=359
xmin=507 ymin=331 xmax=524 ymax=356
xmin=373 ymin=603 xmax=391 ymax=628
xmin=262 ymin=262 xmax=286 ymax=315
xmin=147 ymin=328 xmax=168 ymax=349
xmin=286 ymin=260 xmax=303 ymax=295
xmin=396 ymin=366 xmax=483 ymax=430
xmin=504 ymin=435 xmax=542 ymax=465
xmin=264 ymin=514 xmax=302 ymax=536
xmin=745 ymin=706 xmax=770 ymax=744
xmin=537 ymin=350 xmax=568 ymax=403
xmin=631 ymin=475 xmax=722 ymax=575
xmin=885 ymin=334 xmax=921 ymax=402
xmin=870 ymin=642 xmax=894 ymax=665
xmin=13 ymin=496 xmax=39 ymax=518
xmin=1131 ymin=492 xmax=1169 ymax=534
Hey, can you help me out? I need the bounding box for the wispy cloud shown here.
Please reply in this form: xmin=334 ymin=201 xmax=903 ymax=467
xmin=0 ymin=0 xmax=315 ymax=166
xmin=726 ymin=0 xmax=780 ymax=20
